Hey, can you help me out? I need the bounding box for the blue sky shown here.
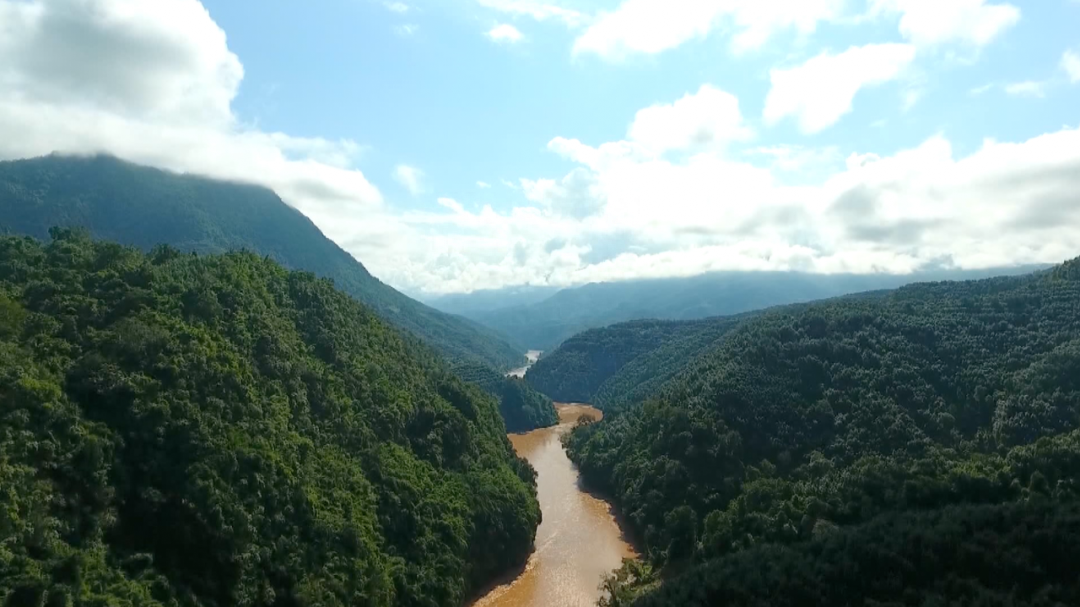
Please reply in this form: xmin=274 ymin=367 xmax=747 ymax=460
xmin=2 ymin=0 xmax=1079 ymax=294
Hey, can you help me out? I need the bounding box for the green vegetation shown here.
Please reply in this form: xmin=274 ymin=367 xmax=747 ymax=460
xmin=453 ymin=268 xmax=1040 ymax=351
xmin=525 ymin=316 xmax=745 ymax=407
xmin=0 ymin=154 xmax=523 ymax=372
xmin=565 ymin=262 xmax=1080 ymax=605
xmin=0 ymin=230 xmax=540 ymax=607
xmin=450 ymin=362 xmax=558 ymax=432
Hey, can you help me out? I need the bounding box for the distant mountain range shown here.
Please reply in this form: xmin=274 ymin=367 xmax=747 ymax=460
xmin=0 ymin=154 xmax=524 ymax=371
xmin=432 ymin=267 xmax=1047 ymax=351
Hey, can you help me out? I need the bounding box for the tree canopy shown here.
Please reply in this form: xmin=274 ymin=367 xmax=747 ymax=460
xmin=0 ymin=231 xmax=541 ymax=607
xmin=0 ymin=154 xmax=523 ymax=372
xmin=564 ymin=261 xmax=1080 ymax=606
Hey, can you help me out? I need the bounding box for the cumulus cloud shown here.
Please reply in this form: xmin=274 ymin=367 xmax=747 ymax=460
xmin=870 ymin=0 xmax=1020 ymax=48
xmin=521 ymin=168 xmax=607 ymax=219
xmin=3 ymin=0 xmax=1077 ymax=297
xmin=0 ymin=0 xmax=382 ymax=216
xmin=627 ymin=85 xmax=752 ymax=154
xmin=1063 ymin=50 xmax=1080 ymax=84
xmin=573 ymin=0 xmax=846 ymax=59
xmin=487 ymin=23 xmax=524 ymax=43
xmin=764 ymin=43 xmax=917 ymax=134
xmin=393 ymin=164 xmax=426 ymax=195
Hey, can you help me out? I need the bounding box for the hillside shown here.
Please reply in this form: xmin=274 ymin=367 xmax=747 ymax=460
xmin=450 ymin=268 xmax=1043 ymax=351
xmin=0 ymin=154 xmax=523 ymax=371
xmin=565 ymin=260 xmax=1080 ymax=605
xmin=0 ymin=231 xmax=540 ymax=607
xmin=525 ymin=316 xmax=747 ymax=406
xmin=451 ymin=361 xmax=558 ymax=432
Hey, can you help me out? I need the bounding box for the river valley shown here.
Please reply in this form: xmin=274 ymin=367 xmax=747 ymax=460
xmin=472 ymin=404 xmax=636 ymax=607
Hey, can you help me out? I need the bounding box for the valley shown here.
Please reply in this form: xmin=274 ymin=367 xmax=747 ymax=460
xmin=473 ymin=404 xmax=636 ymax=607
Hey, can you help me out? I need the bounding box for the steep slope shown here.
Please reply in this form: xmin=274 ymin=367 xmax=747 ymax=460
xmin=525 ymin=315 xmax=748 ymax=406
xmin=451 ymin=361 xmax=558 ymax=432
xmin=456 ymin=268 xmax=1043 ymax=351
xmin=0 ymin=154 xmax=523 ymax=371
xmin=566 ymin=261 xmax=1080 ymax=605
xmin=0 ymin=231 xmax=540 ymax=607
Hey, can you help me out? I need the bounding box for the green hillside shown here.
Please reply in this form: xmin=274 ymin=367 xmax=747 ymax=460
xmin=450 ymin=361 xmax=558 ymax=432
xmin=525 ymin=316 xmax=745 ymax=406
xmin=565 ymin=261 xmax=1080 ymax=605
xmin=0 ymin=154 xmax=523 ymax=372
xmin=0 ymin=231 xmax=540 ymax=607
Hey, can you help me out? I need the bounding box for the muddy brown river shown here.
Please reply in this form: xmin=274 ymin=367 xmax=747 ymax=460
xmin=472 ymin=404 xmax=637 ymax=607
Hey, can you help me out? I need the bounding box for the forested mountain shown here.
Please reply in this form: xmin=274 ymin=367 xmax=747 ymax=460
xmin=448 ymin=268 xmax=1042 ymax=351
xmin=0 ymin=231 xmax=541 ymax=607
xmin=451 ymin=361 xmax=558 ymax=432
xmin=525 ymin=316 xmax=747 ymax=406
xmin=564 ymin=260 xmax=1080 ymax=606
xmin=0 ymin=154 xmax=523 ymax=371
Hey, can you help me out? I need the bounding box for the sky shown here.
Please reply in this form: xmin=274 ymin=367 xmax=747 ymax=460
xmin=1 ymin=0 xmax=1079 ymax=295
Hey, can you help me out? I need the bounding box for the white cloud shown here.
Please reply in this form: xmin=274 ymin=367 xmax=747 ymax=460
xmin=1063 ymin=50 xmax=1080 ymax=84
xmin=573 ymin=0 xmax=846 ymax=60
xmin=764 ymin=43 xmax=917 ymax=134
xmin=393 ymin=164 xmax=425 ymax=195
xmin=4 ymin=0 xmax=1077 ymax=297
xmin=384 ymin=1 xmax=410 ymax=13
xmin=395 ymin=23 xmax=418 ymax=36
xmin=477 ymin=0 xmax=587 ymax=27
xmin=870 ymin=0 xmax=1020 ymax=48
xmin=0 ymin=0 xmax=382 ymax=216
xmin=1004 ymin=80 xmax=1047 ymax=98
xmin=487 ymin=23 xmax=524 ymax=43
xmin=477 ymin=180 xmax=492 ymax=188
xmin=627 ymin=85 xmax=752 ymax=154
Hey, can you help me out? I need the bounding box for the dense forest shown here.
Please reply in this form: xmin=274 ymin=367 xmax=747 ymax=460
xmin=448 ymin=268 xmax=1039 ymax=351
xmin=0 ymin=154 xmax=523 ymax=372
xmin=450 ymin=362 xmax=558 ymax=432
xmin=525 ymin=316 xmax=746 ymax=406
xmin=565 ymin=261 xmax=1080 ymax=605
xmin=0 ymin=231 xmax=541 ymax=607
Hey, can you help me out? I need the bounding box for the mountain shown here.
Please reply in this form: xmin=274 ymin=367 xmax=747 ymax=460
xmin=525 ymin=315 xmax=748 ymax=406
xmin=452 ymin=361 xmax=558 ymax=432
xmin=563 ymin=260 xmax=1080 ymax=605
xmin=0 ymin=154 xmax=523 ymax=372
xmin=0 ymin=231 xmax=540 ymax=607
xmin=423 ymin=285 xmax=561 ymax=318
xmin=446 ymin=268 xmax=1045 ymax=351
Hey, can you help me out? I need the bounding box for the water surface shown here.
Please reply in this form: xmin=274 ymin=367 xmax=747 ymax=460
xmin=472 ymin=404 xmax=636 ymax=607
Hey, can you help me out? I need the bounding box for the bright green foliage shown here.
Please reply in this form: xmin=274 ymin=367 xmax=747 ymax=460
xmin=0 ymin=154 xmax=523 ymax=372
xmin=526 ymin=317 xmax=745 ymax=407
xmin=566 ymin=262 xmax=1080 ymax=604
xmin=449 ymin=361 xmax=557 ymax=432
xmin=0 ymin=231 xmax=540 ymax=607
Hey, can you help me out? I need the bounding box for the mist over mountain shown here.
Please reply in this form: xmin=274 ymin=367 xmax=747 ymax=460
xmin=442 ymin=267 xmax=1045 ymax=351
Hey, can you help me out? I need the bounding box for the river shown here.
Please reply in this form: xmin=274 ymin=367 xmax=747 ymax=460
xmin=507 ymin=350 xmax=543 ymax=378
xmin=472 ymin=404 xmax=636 ymax=607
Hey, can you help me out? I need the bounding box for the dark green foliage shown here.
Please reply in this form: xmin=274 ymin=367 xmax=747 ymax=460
xmin=0 ymin=232 xmax=540 ymax=607
xmin=0 ymin=154 xmax=523 ymax=371
xmin=450 ymin=361 xmax=557 ymax=432
xmin=526 ymin=317 xmax=745 ymax=407
xmin=566 ymin=261 xmax=1080 ymax=605
xmin=631 ymin=501 xmax=1080 ymax=607
xmin=455 ymin=268 xmax=1042 ymax=351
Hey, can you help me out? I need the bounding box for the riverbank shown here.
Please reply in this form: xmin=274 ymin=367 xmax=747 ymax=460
xmin=471 ymin=404 xmax=637 ymax=607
